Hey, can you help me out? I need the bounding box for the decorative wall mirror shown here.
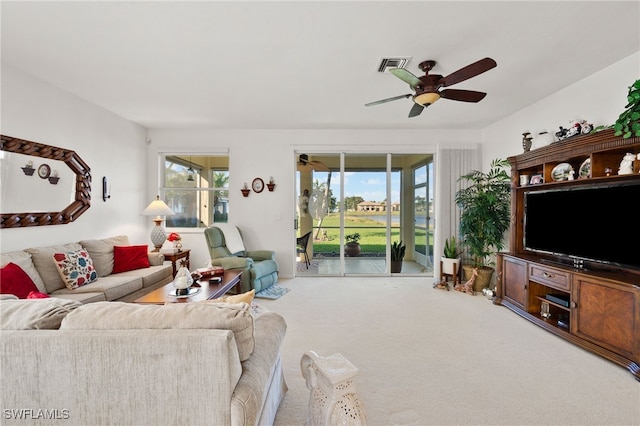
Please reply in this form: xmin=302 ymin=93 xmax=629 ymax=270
xmin=0 ymin=134 xmax=91 ymax=228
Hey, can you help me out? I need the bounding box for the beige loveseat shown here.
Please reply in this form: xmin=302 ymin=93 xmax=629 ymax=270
xmin=0 ymin=297 xmax=288 ymax=425
xmin=0 ymin=235 xmax=172 ymax=303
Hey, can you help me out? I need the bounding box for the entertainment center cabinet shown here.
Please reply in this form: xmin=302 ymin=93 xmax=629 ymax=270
xmin=496 ymin=129 xmax=640 ymax=380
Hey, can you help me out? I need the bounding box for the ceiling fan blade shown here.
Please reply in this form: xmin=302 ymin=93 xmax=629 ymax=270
xmin=408 ymin=102 xmax=425 ymax=118
xmin=365 ymin=93 xmax=412 ymax=107
xmin=438 ymin=57 xmax=497 ymax=87
xmin=440 ymin=89 xmax=487 ymax=103
xmin=389 ymin=68 xmax=422 ymax=89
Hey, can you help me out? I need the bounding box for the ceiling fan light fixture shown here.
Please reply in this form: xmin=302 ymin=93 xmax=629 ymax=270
xmin=414 ymin=92 xmax=440 ymax=105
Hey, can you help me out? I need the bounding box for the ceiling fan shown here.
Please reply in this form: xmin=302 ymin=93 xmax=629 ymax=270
xmin=365 ymin=57 xmax=497 ymax=118
xmin=297 ymin=154 xmax=329 ymax=172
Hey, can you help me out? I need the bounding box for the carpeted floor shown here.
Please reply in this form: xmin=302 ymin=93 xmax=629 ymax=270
xmin=255 ymin=277 xmax=640 ymax=426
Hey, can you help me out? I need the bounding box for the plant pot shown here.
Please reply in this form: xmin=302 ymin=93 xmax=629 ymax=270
xmin=462 ymin=265 xmax=494 ymax=292
xmin=390 ymin=260 xmax=403 ymax=273
xmin=441 ymin=257 xmax=460 ymax=276
xmin=344 ymin=242 xmax=361 ymax=257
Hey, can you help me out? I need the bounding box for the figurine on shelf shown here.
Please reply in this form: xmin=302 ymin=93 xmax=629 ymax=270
xmin=618 ymin=153 xmax=635 ymax=175
xmin=555 ymin=126 xmax=568 ymax=140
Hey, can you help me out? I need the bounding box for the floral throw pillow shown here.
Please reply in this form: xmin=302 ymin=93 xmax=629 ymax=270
xmin=53 ymin=250 xmax=98 ymax=290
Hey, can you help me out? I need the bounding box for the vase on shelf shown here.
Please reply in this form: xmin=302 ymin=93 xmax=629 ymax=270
xmin=522 ymin=132 xmax=533 ymax=152
xmin=532 ymin=130 xmax=554 ymax=149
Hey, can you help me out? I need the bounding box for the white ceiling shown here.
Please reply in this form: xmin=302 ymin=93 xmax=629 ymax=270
xmin=2 ymin=1 xmax=639 ymax=130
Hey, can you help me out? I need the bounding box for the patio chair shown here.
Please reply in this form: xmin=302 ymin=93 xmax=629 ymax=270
xmin=297 ymin=231 xmax=312 ymax=269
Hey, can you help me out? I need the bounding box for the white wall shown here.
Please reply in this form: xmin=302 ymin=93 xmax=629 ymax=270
xmin=480 ymin=51 xmax=639 ymax=252
xmin=147 ymin=128 xmax=481 ymax=276
xmin=482 ymin=52 xmax=639 ymax=167
xmin=0 ymin=64 xmax=150 ymax=252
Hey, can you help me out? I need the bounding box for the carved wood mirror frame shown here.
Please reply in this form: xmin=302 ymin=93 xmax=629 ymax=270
xmin=1 ymin=134 xmax=91 ymax=228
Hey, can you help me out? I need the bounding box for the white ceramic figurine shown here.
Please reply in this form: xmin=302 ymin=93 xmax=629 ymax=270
xmin=618 ymin=153 xmax=635 ymax=175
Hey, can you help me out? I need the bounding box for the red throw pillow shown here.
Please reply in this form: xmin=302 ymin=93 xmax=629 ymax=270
xmin=0 ymin=262 xmax=40 ymax=299
xmin=112 ymin=245 xmax=150 ymax=274
xmin=27 ymin=291 xmax=50 ymax=299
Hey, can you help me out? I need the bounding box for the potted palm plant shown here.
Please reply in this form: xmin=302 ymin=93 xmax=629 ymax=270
xmin=344 ymin=233 xmax=361 ymax=257
xmin=390 ymin=240 xmax=405 ymax=273
xmin=455 ymin=158 xmax=511 ymax=291
xmin=441 ymin=236 xmax=461 ymax=277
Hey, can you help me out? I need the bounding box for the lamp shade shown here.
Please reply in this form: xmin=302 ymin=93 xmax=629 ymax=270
xmin=142 ymin=196 xmax=175 ymax=217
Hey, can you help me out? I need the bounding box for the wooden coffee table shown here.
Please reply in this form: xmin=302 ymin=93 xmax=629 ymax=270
xmin=134 ymin=269 xmax=243 ymax=304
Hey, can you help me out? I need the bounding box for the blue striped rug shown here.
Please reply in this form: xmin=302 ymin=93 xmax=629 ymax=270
xmin=255 ymin=285 xmax=291 ymax=300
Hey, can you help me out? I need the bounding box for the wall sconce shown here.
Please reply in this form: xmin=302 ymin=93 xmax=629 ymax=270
xmin=267 ymin=176 xmax=276 ymax=192
xmin=102 ymin=176 xmax=111 ymax=201
xmin=241 ymin=182 xmax=250 ymax=197
xmin=48 ymin=170 xmax=59 ymax=185
xmin=21 ymin=161 xmax=35 ymax=176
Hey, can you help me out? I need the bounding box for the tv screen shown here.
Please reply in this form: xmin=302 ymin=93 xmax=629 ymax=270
xmin=523 ymin=181 xmax=640 ymax=270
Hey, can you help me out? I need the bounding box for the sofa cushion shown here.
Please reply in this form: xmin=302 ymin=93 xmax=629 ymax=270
xmin=115 ymin=265 xmax=172 ymax=288
xmin=79 ymin=235 xmax=130 ymax=277
xmin=112 ymin=245 xmax=150 ymax=273
xmin=0 ymin=262 xmax=40 ymax=298
xmin=26 ymin=243 xmax=83 ymax=293
xmin=0 ymin=297 xmax=82 ymax=330
xmin=51 ymin=275 xmax=142 ymax=301
xmin=53 ymin=249 xmax=98 ymax=290
xmin=47 ymin=291 xmax=107 ymax=304
xmin=61 ymin=301 xmax=255 ymax=361
xmin=0 ymin=251 xmax=47 ymax=293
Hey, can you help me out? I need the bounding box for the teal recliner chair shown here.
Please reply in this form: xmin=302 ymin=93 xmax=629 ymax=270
xmin=204 ymin=225 xmax=278 ymax=294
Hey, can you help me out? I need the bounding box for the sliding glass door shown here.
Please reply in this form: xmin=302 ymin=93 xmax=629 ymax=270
xmin=412 ymin=161 xmax=434 ymax=268
xmin=295 ymin=152 xmax=433 ymax=276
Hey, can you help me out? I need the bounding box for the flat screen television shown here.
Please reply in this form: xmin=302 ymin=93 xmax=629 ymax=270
xmin=523 ymin=181 xmax=640 ymax=271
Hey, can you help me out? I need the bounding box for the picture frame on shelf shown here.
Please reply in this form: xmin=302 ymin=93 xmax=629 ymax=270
xmin=530 ymin=174 xmax=543 ymax=185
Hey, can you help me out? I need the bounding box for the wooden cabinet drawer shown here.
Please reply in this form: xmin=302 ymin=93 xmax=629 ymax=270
xmin=529 ymin=265 xmax=570 ymax=291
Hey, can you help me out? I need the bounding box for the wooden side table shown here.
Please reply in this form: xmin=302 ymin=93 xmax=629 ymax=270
xmin=163 ymin=249 xmax=190 ymax=278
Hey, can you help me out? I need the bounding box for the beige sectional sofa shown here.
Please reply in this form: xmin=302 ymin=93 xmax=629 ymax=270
xmin=0 ymin=297 xmax=288 ymax=425
xmin=0 ymin=235 xmax=172 ymax=303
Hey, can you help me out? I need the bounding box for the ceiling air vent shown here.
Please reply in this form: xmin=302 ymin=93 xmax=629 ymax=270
xmin=377 ymin=57 xmax=411 ymax=73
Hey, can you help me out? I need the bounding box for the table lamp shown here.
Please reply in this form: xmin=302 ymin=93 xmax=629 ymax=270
xmin=142 ymin=195 xmax=175 ymax=251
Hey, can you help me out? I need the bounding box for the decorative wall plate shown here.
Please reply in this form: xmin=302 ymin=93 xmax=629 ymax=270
xmin=252 ymin=177 xmax=264 ymax=193
xmin=37 ymin=163 xmax=51 ymax=179
xmin=578 ymin=158 xmax=591 ymax=179
xmin=551 ymin=163 xmax=573 ymax=181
